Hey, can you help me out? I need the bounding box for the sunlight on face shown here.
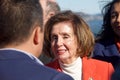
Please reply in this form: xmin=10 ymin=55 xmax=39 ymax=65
xmin=50 ymin=22 xmax=78 ymax=64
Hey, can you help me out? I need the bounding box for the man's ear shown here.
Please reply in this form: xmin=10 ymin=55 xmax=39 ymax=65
xmin=49 ymin=11 xmax=55 ymax=17
xmin=33 ymin=27 xmax=41 ymax=45
xmin=47 ymin=11 xmax=55 ymax=19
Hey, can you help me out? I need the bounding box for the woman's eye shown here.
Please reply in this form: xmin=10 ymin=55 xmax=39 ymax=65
xmin=63 ymin=36 xmax=69 ymax=39
xmin=51 ymin=36 xmax=58 ymax=41
xmin=111 ymin=12 xmax=117 ymax=19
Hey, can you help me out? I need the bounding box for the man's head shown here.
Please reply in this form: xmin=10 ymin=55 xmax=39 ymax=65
xmin=0 ymin=0 xmax=43 ymax=57
xmin=44 ymin=1 xmax=60 ymax=23
xmin=40 ymin=0 xmax=60 ymax=24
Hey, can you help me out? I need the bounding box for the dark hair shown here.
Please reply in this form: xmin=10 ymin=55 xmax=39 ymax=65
xmin=0 ymin=0 xmax=43 ymax=47
xmin=43 ymin=10 xmax=94 ymax=58
xmin=97 ymin=0 xmax=120 ymax=41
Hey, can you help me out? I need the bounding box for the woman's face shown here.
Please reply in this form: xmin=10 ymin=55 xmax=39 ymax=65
xmin=50 ymin=22 xmax=78 ymax=64
xmin=111 ymin=2 xmax=120 ymax=38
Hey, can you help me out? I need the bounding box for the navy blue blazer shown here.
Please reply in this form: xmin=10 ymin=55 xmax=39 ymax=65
xmin=92 ymin=38 xmax=120 ymax=69
xmin=0 ymin=50 xmax=73 ymax=80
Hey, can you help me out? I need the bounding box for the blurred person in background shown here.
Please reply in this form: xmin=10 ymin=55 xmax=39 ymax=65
xmin=39 ymin=0 xmax=47 ymax=24
xmin=39 ymin=0 xmax=61 ymax=64
xmin=92 ymin=0 xmax=120 ymax=69
xmin=44 ymin=0 xmax=60 ymax=24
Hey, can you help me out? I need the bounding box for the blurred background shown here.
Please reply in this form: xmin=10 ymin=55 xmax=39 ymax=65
xmin=56 ymin=0 xmax=112 ymax=36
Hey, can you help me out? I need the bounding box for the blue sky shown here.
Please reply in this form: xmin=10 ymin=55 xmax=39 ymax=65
xmin=56 ymin=0 xmax=111 ymax=14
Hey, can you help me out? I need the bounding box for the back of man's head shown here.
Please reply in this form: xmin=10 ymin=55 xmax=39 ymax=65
xmin=46 ymin=1 xmax=60 ymax=16
xmin=43 ymin=1 xmax=60 ymax=23
xmin=0 ymin=0 xmax=43 ymax=48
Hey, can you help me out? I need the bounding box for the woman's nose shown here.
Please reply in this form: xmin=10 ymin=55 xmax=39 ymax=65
xmin=117 ymin=14 xmax=120 ymax=23
xmin=56 ymin=37 xmax=63 ymax=46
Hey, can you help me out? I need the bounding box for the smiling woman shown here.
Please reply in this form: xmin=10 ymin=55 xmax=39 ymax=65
xmin=50 ymin=21 xmax=78 ymax=64
xmin=43 ymin=10 xmax=114 ymax=80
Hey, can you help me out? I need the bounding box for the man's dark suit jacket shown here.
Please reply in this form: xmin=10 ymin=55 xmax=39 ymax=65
xmin=0 ymin=49 xmax=73 ymax=80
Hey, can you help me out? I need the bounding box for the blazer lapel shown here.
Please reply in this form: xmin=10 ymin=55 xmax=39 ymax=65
xmin=82 ymin=57 xmax=99 ymax=80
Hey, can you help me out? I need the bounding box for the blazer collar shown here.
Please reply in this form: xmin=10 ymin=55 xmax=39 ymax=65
xmin=0 ymin=50 xmax=31 ymax=60
xmin=103 ymin=44 xmax=119 ymax=56
xmin=55 ymin=57 xmax=98 ymax=80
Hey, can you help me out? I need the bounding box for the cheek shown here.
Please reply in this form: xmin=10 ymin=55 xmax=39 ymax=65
xmin=111 ymin=18 xmax=115 ymax=26
xmin=66 ymin=40 xmax=77 ymax=50
xmin=111 ymin=21 xmax=116 ymax=32
xmin=51 ymin=42 xmax=56 ymax=53
xmin=65 ymin=41 xmax=73 ymax=50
